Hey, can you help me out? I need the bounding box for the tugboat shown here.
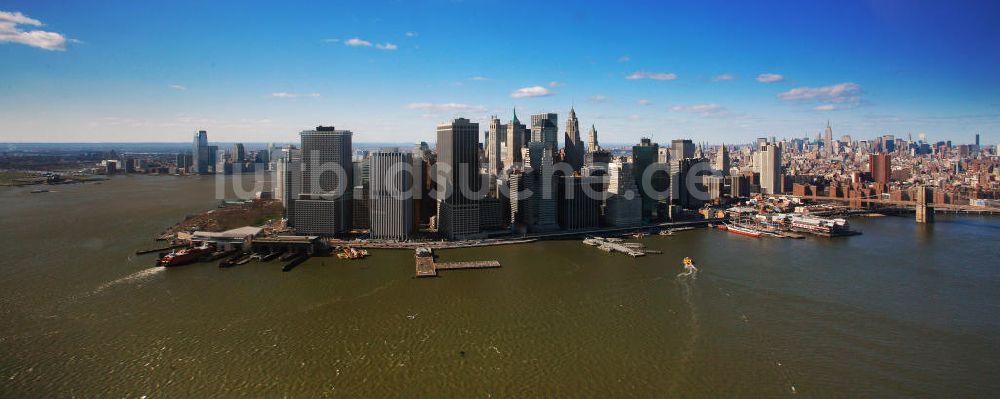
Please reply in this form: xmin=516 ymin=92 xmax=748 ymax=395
xmin=157 ymin=243 xmax=214 ymax=267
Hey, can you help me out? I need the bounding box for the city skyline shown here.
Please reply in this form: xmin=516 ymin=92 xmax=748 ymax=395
xmin=1 ymin=1 xmax=999 ymax=144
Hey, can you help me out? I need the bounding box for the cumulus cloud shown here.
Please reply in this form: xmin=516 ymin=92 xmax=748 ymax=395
xmin=375 ymin=42 xmax=397 ymax=50
xmin=469 ymin=76 xmax=489 ymax=81
xmin=670 ymin=103 xmax=726 ymax=116
xmin=0 ymin=10 xmax=69 ymax=51
xmin=625 ymin=71 xmax=677 ymax=81
xmin=511 ymin=86 xmax=552 ymax=98
xmin=813 ymin=104 xmax=837 ymax=111
xmin=405 ymin=31 xmax=417 ymax=37
xmin=637 ymin=99 xmax=653 ymax=106
xmin=344 ymin=37 xmax=372 ymax=47
xmin=713 ymin=73 xmax=736 ymax=81
xmin=404 ymin=102 xmax=487 ymax=113
xmin=589 ymin=95 xmax=610 ymax=103
xmin=756 ymin=73 xmax=784 ymax=83
xmin=271 ymin=92 xmax=321 ymax=98
xmin=169 ymin=84 xmax=187 ymax=90
xmin=778 ymin=82 xmax=861 ymax=106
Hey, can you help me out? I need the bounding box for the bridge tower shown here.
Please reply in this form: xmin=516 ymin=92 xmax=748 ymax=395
xmin=915 ymin=185 xmax=934 ymax=223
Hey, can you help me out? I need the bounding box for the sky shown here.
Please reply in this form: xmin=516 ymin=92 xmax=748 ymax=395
xmin=1 ymin=0 xmax=999 ymax=145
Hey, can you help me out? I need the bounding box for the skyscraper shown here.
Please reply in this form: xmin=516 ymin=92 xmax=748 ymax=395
xmin=870 ymin=152 xmax=891 ymax=185
xmin=369 ymin=149 xmax=413 ymax=240
xmin=295 ymin=125 xmax=353 ymax=236
xmin=633 ymin=138 xmax=661 ymax=220
xmin=530 ymin=112 xmax=559 ymax=155
xmin=485 ymin=115 xmax=506 ymax=176
xmin=503 ymin=109 xmax=527 ymax=171
xmin=563 ymin=107 xmax=584 ymax=172
xmin=824 ymin=120 xmax=834 ymax=156
xmin=586 ymin=124 xmax=599 ymax=153
xmin=274 ymin=146 xmax=302 ymax=224
xmin=192 ymin=130 xmax=210 ymax=174
xmin=436 ymin=118 xmax=482 ymax=240
xmin=759 ymin=142 xmax=782 ymax=195
xmin=671 ymin=139 xmax=695 ymax=161
xmin=604 ymin=159 xmax=642 ymax=227
xmin=714 ymin=144 xmax=730 ymax=176
xmin=231 ymin=143 xmax=245 ymax=163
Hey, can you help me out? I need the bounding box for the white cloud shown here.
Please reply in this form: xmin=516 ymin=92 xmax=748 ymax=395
xmin=0 ymin=11 xmax=69 ymax=51
xmin=169 ymin=84 xmax=187 ymax=90
xmin=344 ymin=37 xmax=372 ymax=47
xmin=375 ymin=42 xmax=397 ymax=50
xmin=323 ymin=38 xmax=340 ymax=43
xmin=404 ymin=102 xmax=487 ymax=113
xmin=618 ymin=55 xmax=630 ymax=63
xmin=670 ymin=103 xmax=726 ymax=116
xmin=713 ymin=73 xmax=736 ymax=81
xmin=405 ymin=31 xmax=417 ymax=37
xmin=271 ymin=92 xmax=321 ymax=98
xmin=778 ymin=82 xmax=861 ymax=106
xmin=589 ymin=95 xmax=610 ymax=103
xmin=813 ymin=104 xmax=837 ymax=111
xmin=548 ymin=81 xmax=561 ymax=88
xmin=638 ymin=99 xmax=652 ymax=106
xmin=756 ymin=73 xmax=784 ymax=83
xmin=511 ymin=86 xmax=552 ymax=98
xmin=625 ymin=71 xmax=677 ymax=81
xmin=469 ymin=76 xmax=489 ymax=81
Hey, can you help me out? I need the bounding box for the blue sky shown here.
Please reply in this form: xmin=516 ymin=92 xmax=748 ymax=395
xmin=1 ymin=0 xmax=998 ymax=144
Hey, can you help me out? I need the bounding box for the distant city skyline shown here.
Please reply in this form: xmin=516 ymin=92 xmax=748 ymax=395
xmin=1 ymin=1 xmax=998 ymax=143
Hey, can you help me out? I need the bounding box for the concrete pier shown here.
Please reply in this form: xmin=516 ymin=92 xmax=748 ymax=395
xmin=415 ymin=247 xmax=500 ymax=277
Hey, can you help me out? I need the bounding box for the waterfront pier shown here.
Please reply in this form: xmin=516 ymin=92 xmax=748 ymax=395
xmin=414 ymin=247 xmax=500 ymax=277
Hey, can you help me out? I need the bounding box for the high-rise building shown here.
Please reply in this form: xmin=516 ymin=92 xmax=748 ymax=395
xmin=436 ymin=118 xmax=482 ymax=240
xmin=714 ymin=144 xmax=730 ymax=176
xmin=485 ymin=115 xmax=506 ymax=176
xmin=870 ymin=152 xmax=891 ymax=185
xmin=604 ymin=159 xmax=642 ymax=227
xmin=586 ymin=124 xmax=599 ymax=153
xmin=557 ymin=175 xmax=601 ymax=230
xmin=633 ymin=138 xmax=661 ymax=220
xmin=231 ymin=143 xmax=246 ymax=163
xmin=295 ymin=125 xmax=353 ymax=236
xmin=530 ymin=112 xmax=559 ymax=155
xmin=759 ymin=142 xmax=782 ymax=195
xmin=563 ymin=107 xmax=584 ymax=172
xmin=274 ymin=146 xmax=302 ymax=223
xmin=671 ymin=139 xmax=695 ymax=161
xmin=369 ymin=149 xmax=413 ymax=240
xmin=192 ymin=130 xmax=210 ymax=174
xmin=503 ymin=110 xmax=527 ymax=171
xmin=670 ymin=158 xmax=710 ymax=209
xmin=824 ymin=121 xmax=834 ymax=156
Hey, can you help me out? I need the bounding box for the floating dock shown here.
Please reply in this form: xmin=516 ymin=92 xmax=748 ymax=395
xmin=415 ymin=247 xmax=500 ymax=277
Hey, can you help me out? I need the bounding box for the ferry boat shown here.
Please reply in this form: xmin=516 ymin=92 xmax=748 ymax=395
xmin=789 ymin=215 xmax=856 ymax=237
xmin=723 ymin=223 xmax=763 ymax=238
xmin=157 ymin=243 xmax=214 ymax=267
xmin=336 ymin=246 xmax=369 ymax=260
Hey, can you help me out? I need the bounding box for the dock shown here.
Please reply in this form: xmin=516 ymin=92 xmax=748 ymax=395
xmin=415 ymin=247 xmax=500 ymax=277
xmin=135 ymin=243 xmax=185 ymax=255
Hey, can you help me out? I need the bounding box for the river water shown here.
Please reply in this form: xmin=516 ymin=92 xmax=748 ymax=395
xmin=2 ymin=175 xmax=999 ymax=397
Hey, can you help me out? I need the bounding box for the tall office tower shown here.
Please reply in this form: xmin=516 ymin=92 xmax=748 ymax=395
xmin=670 ymin=158 xmax=710 ymax=209
xmin=658 ymin=147 xmax=670 ymax=164
xmin=510 ymin=144 xmax=559 ymax=232
xmin=437 ymin=118 xmax=482 ymax=240
xmin=351 ymin=157 xmax=371 ymax=230
xmin=824 ymin=120 xmax=834 ymax=156
xmin=530 ymin=112 xmax=559 ymax=154
xmin=870 ymin=152 xmax=891 ymax=185
xmin=671 ymin=139 xmax=695 ymax=161
xmin=633 ymin=138 xmax=661 ymax=220
xmin=975 ymin=133 xmax=980 ymax=148
xmin=704 ymin=175 xmax=724 ymax=204
xmin=557 ymin=175 xmax=601 ymax=229
xmin=503 ymin=110 xmax=527 ymax=170
xmin=231 ymin=143 xmax=246 ymax=163
xmin=295 ymin=125 xmax=353 ymax=236
xmin=192 ymin=130 xmax=210 ymax=174
xmin=604 ymin=159 xmax=642 ymax=227
xmin=714 ymin=144 xmax=730 ymax=176
xmin=729 ymin=174 xmax=750 ymax=198
xmin=368 ymin=149 xmax=413 ymax=240
xmin=586 ymin=124 xmax=599 ymax=153
xmin=563 ymin=107 xmax=584 ymax=172
xmin=759 ymin=142 xmax=782 ymax=195
xmin=274 ymin=147 xmax=302 ymax=223
xmin=412 ymin=142 xmax=436 ymax=226
xmin=485 ymin=115 xmax=506 ymax=176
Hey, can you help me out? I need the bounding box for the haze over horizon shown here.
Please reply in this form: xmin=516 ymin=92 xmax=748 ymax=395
xmin=1 ymin=0 xmax=998 ymax=144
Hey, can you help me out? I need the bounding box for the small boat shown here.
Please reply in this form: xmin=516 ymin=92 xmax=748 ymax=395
xmin=30 ymin=189 xmax=50 ymax=194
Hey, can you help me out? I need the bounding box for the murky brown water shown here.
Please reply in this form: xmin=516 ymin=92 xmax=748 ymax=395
xmin=2 ymin=175 xmax=999 ymax=397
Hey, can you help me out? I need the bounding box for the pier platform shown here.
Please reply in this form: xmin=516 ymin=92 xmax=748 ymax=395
xmin=414 ymin=247 xmax=500 ymax=278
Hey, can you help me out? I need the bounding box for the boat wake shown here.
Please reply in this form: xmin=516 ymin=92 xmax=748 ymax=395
xmin=677 ymin=257 xmax=699 ymax=279
xmin=92 ymin=267 xmax=165 ymax=294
